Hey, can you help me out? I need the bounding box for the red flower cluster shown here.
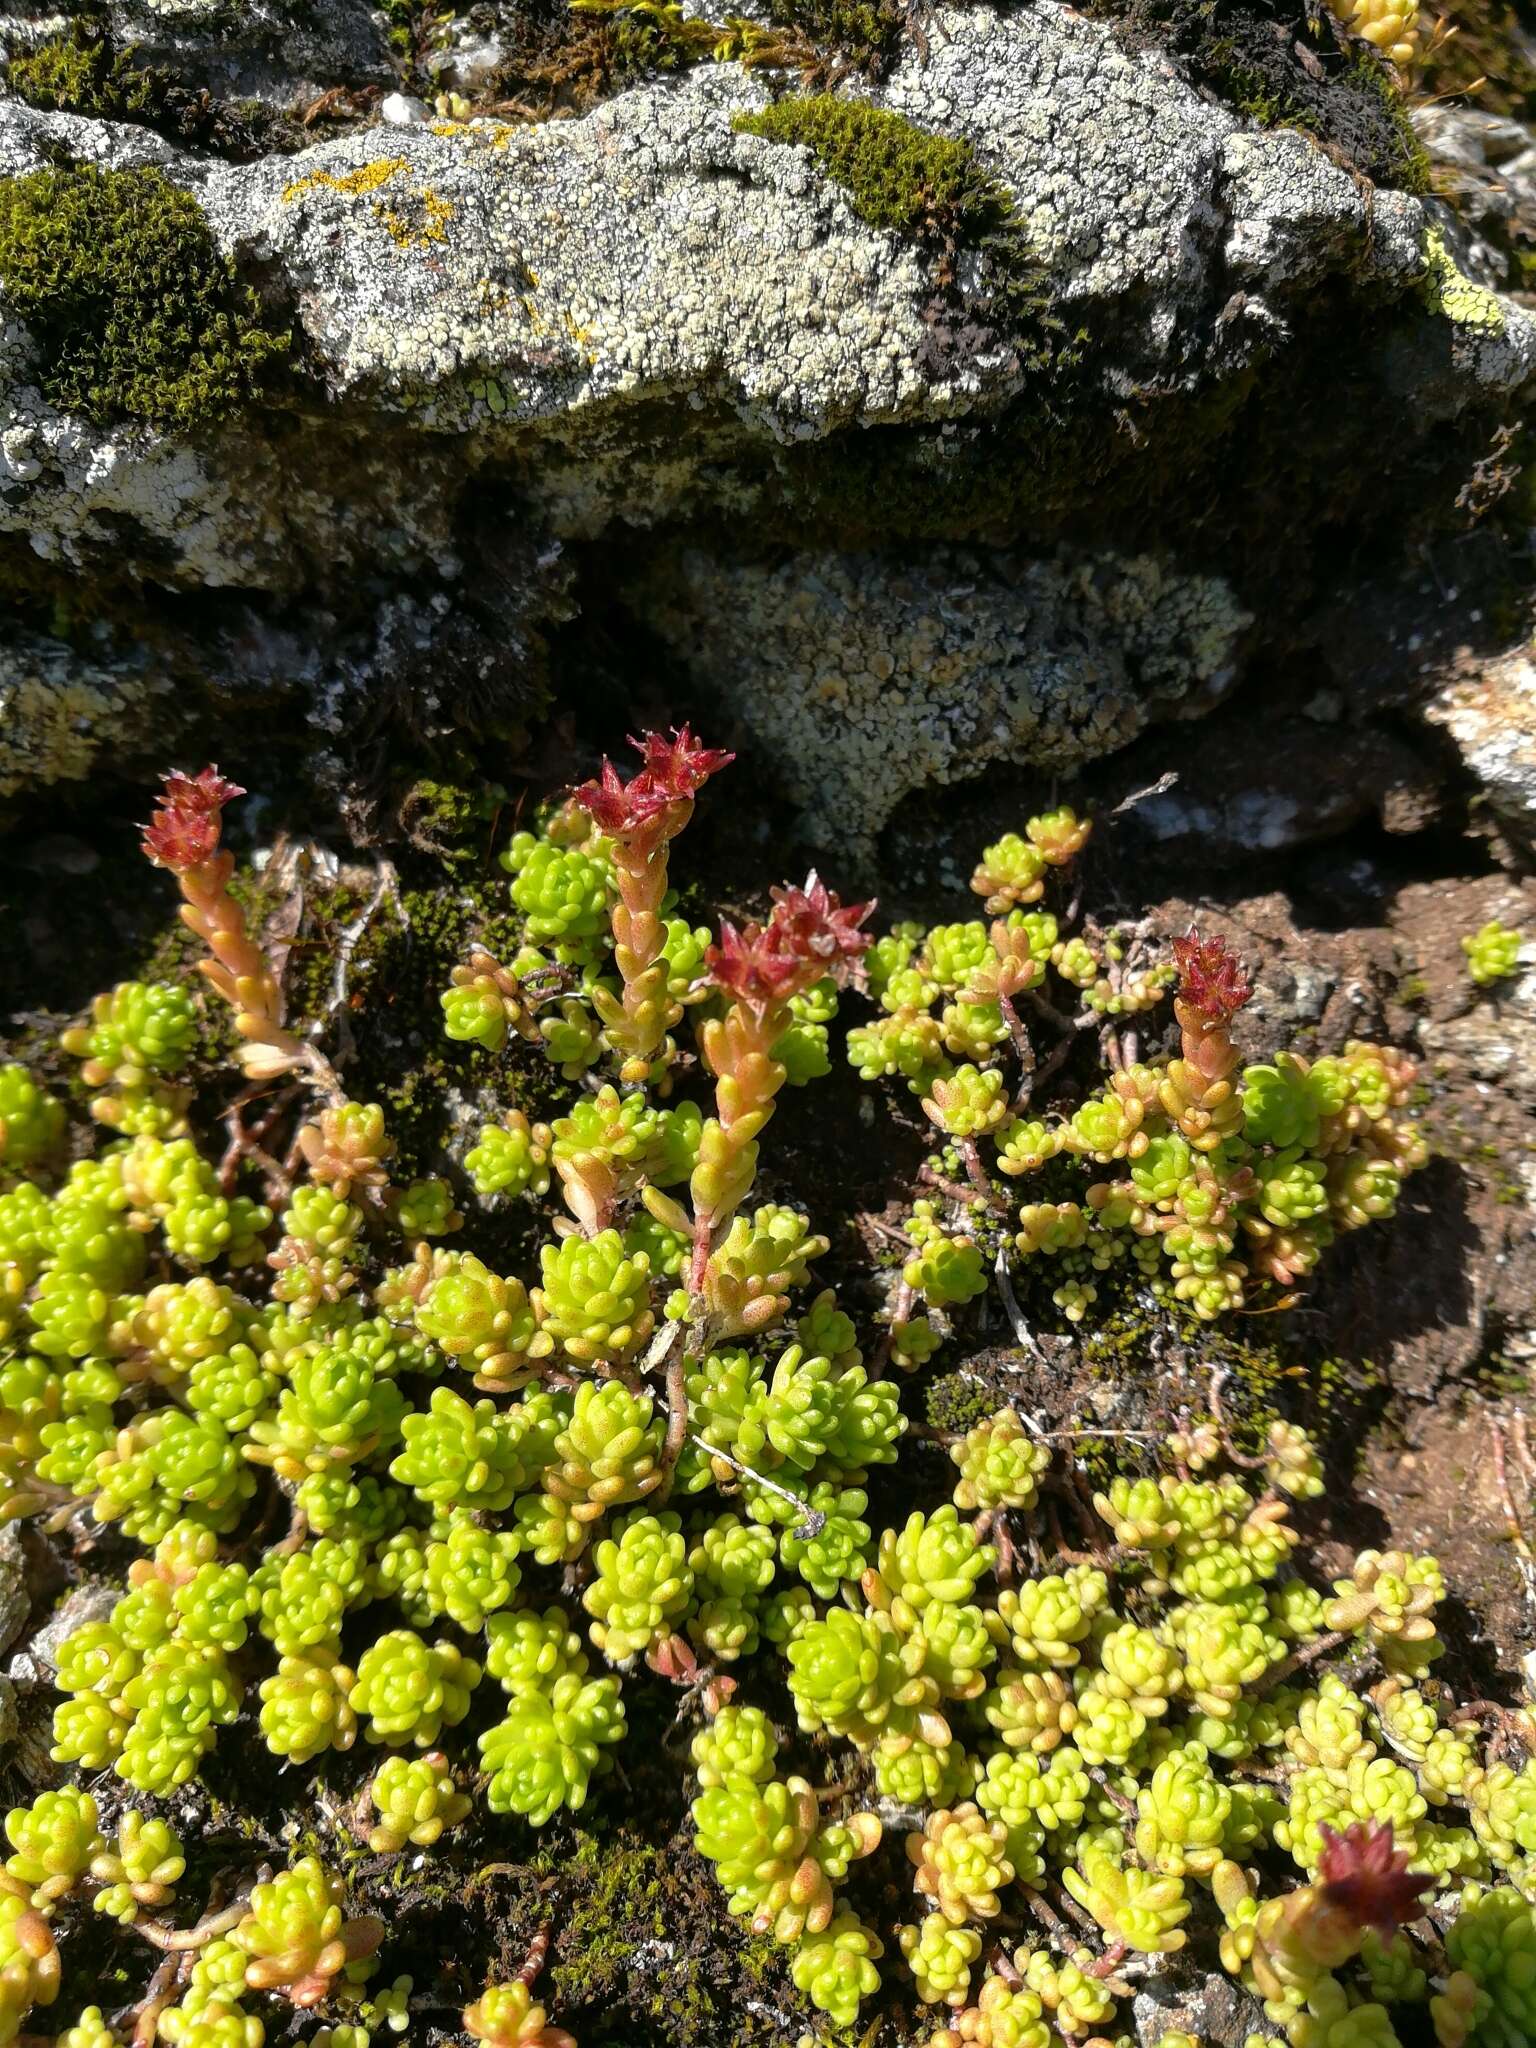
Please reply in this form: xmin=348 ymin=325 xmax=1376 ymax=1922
xmin=572 ymin=726 xmax=734 ymax=839
xmin=141 ymin=768 xmax=244 ymax=873
xmin=1172 ymin=928 xmax=1253 ymax=1023
xmin=708 ymin=873 xmax=874 ymax=1012
xmin=1317 ymin=1821 xmax=1431 ymax=1936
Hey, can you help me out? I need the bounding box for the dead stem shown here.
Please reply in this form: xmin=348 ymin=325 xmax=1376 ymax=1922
xmin=1020 ymin=1884 xmax=1074 ymax=1951
xmin=656 ymin=1346 xmax=690 ymax=1502
xmin=126 ymin=1955 xmax=184 ymax=2048
xmin=958 ymin=1136 xmax=1009 ymax=1212
xmin=1256 ymin=1629 xmax=1351 ymax=1691
xmin=1082 ymin=1937 xmax=1128 ymax=1980
xmin=1208 ymin=1367 xmax=1267 ymax=1470
xmin=1085 ymin=1766 xmax=1136 ymax=1818
xmin=1025 ymin=1010 xmax=1096 ymax=1102
xmin=133 ymin=1899 xmax=246 ymax=1953
xmin=686 ymin=1436 xmax=826 ymax=1539
xmin=919 ymin=1164 xmax=987 ymax=1211
xmin=994 ymin=1251 xmax=1046 ymax=1365
xmin=514 ymin=1930 xmax=550 ymax=1985
xmin=999 ymin=989 xmax=1036 ymax=1100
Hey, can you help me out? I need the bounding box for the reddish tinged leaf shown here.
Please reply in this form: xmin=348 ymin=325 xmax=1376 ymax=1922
xmin=767 ymin=872 xmax=875 ymax=984
xmin=632 ymin=724 xmax=734 ymax=801
xmin=1317 ymin=1821 xmax=1431 ymax=1936
xmin=141 ymin=766 xmax=244 ymax=872
xmin=1171 ymin=928 xmax=1253 ymax=1023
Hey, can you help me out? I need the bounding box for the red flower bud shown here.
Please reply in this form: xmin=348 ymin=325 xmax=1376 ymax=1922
xmin=632 ymin=724 xmax=735 ymax=802
xmin=1317 ymin=1821 xmax=1431 ymax=1937
xmin=141 ymin=767 xmax=244 ymax=873
xmin=706 ymin=918 xmax=807 ymax=1012
xmin=1171 ymin=928 xmax=1253 ymax=1023
xmin=767 ymin=872 xmax=875 ymax=986
xmin=572 ymin=726 xmax=733 ymax=841
xmin=708 ymin=875 xmax=874 ymax=1011
xmin=570 ymin=758 xmax=671 ymax=838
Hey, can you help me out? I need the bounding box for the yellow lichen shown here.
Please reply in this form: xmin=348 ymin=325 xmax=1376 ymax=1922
xmin=282 ymin=158 xmax=454 ymax=254
xmin=282 ymin=158 xmax=410 ymax=203
xmin=374 ymin=188 xmax=455 ymax=250
xmin=1418 ymin=226 xmax=1506 ymax=332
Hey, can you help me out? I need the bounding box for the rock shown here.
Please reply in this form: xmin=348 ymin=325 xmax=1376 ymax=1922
xmin=104 ymin=0 xmax=396 ymax=107
xmin=1415 ymin=104 xmax=1536 ymax=289
xmin=0 ymin=3 xmax=1532 ymax=827
xmin=1423 ymin=645 xmax=1536 ymax=848
xmin=633 ymin=545 xmax=1250 ymax=852
xmin=1 ymin=634 xmax=173 ymax=802
xmin=6 ymin=1580 xmax=119 ymax=1684
xmin=1422 ymin=956 xmax=1536 ymax=1106
xmin=1134 ymin=1975 xmax=1269 ymax=2047
xmin=380 ymin=93 xmax=432 ymax=126
xmin=0 ymin=1524 xmax=27 ymax=1654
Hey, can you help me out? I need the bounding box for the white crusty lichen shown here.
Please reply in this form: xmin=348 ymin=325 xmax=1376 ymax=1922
xmin=0 ymin=640 xmax=170 ymax=799
xmin=628 ymin=547 xmax=1251 ymax=850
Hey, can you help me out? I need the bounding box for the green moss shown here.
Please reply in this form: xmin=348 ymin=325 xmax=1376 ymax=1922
xmin=399 ymin=778 xmax=510 ymax=863
xmin=764 ymin=0 xmax=904 ymax=72
xmin=924 ymin=1371 xmax=996 ymax=1436
xmin=543 ymin=1827 xmax=796 ymax=2045
xmin=733 ymin=94 xmax=1011 ymax=239
xmin=1344 ymin=48 xmax=1432 ymax=197
xmin=0 ymin=162 xmax=287 ymax=428
xmin=6 ymin=22 xmax=163 ymax=120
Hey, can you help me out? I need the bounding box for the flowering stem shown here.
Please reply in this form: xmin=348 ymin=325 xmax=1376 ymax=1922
xmin=690 ymin=996 xmax=790 ymax=1278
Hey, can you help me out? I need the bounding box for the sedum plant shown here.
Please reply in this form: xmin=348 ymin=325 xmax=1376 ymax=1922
xmin=1461 ymin=918 xmax=1524 ymax=987
xmin=0 ymin=741 xmax=1510 ymax=2048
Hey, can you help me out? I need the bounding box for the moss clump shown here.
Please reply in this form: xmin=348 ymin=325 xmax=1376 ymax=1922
xmin=764 ymin=0 xmax=905 ymax=73
xmin=732 ymin=94 xmax=1060 ymax=375
xmin=5 ymin=23 xmax=163 ymax=120
xmin=733 ymin=93 xmax=1012 ymax=239
xmin=925 ymin=1372 xmax=997 ymax=1437
xmin=0 ymin=162 xmax=287 ymax=429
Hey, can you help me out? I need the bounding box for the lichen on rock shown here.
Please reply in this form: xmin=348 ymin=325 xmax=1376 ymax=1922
xmin=630 ymin=546 xmax=1251 ymax=850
